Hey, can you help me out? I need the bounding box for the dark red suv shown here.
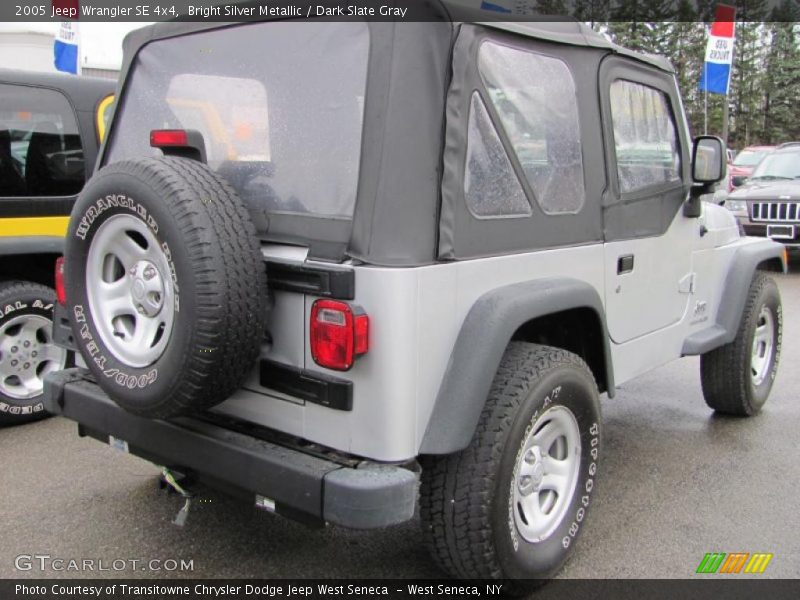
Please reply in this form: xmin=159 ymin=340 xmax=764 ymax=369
xmin=728 ymin=145 xmax=775 ymax=190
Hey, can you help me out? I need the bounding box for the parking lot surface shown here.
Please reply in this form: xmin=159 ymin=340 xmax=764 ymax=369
xmin=2 ymin=268 xmax=800 ymax=580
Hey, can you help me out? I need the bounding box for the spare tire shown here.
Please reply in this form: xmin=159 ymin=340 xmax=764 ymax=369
xmin=64 ymin=157 xmax=267 ymax=418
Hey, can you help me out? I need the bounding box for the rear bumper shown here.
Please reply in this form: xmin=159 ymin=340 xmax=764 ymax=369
xmin=43 ymin=369 xmax=418 ymax=529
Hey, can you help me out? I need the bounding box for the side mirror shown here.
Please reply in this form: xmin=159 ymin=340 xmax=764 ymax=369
xmin=692 ymin=135 xmax=725 ymax=184
xmin=731 ymin=175 xmax=747 ymax=187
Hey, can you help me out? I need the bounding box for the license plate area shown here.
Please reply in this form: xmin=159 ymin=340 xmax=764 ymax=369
xmin=767 ymin=224 xmax=794 ymax=240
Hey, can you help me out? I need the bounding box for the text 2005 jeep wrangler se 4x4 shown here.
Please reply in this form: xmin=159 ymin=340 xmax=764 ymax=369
xmin=45 ymin=11 xmax=784 ymax=587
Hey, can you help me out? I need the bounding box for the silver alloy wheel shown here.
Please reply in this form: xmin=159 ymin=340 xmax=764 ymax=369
xmin=86 ymin=214 xmax=175 ymax=368
xmin=512 ymin=405 xmax=582 ymax=544
xmin=0 ymin=314 xmax=67 ymax=400
xmin=751 ymin=305 xmax=775 ymax=387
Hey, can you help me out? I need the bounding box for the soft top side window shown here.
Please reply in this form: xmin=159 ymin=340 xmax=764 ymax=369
xmin=609 ymin=79 xmax=681 ymax=193
xmin=477 ymin=41 xmax=586 ymax=215
xmin=464 ymin=92 xmax=531 ymax=219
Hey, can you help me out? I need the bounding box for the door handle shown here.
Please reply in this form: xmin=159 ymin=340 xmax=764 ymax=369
xmin=617 ymin=255 xmax=634 ymax=274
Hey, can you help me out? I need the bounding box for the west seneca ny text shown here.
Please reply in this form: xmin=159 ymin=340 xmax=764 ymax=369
xmin=17 ymin=583 xmax=506 ymax=597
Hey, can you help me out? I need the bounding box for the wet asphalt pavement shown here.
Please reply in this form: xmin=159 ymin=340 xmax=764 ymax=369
xmin=2 ymin=268 xmax=800 ymax=581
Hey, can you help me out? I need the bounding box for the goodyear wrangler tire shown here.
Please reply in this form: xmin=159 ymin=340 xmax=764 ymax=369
xmin=0 ymin=281 xmax=68 ymax=425
xmin=701 ymin=271 xmax=782 ymax=416
xmin=420 ymin=343 xmax=601 ymax=590
xmin=64 ymin=157 xmax=266 ymax=418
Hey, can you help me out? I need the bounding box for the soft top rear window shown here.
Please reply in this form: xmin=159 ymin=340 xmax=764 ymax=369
xmin=106 ymin=21 xmax=369 ymax=220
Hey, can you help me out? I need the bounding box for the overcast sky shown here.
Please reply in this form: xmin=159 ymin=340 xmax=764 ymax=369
xmin=0 ymin=22 xmax=150 ymax=69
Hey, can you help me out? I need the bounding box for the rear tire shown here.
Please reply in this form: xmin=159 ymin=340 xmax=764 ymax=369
xmin=0 ymin=281 xmax=67 ymax=426
xmin=701 ymin=271 xmax=781 ymax=416
xmin=420 ymin=343 xmax=601 ymax=590
xmin=64 ymin=157 xmax=266 ymax=418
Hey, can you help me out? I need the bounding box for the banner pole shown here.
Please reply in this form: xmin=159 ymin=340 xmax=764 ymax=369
xmin=704 ymin=68 xmax=708 ymax=135
xmin=721 ymin=93 xmax=729 ymax=146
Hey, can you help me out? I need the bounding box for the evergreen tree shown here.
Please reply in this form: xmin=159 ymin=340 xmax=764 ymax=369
xmin=607 ymin=1 xmax=675 ymax=55
xmin=762 ymin=1 xmax=800 ymax=143
xmin=727 ymin=0 xmax=769 ymax=147
xmin=571 ymin=0 xmax=612 ymax=25
xmin=582 ymin=2 xmax=800 ymax=147
xmin=607 ymin=1 xmax=647 ymax=50
xmin=665 ymin=3 xmax=707 ymax=136
xmin=536 ymin=0 xmax=568 ymax=15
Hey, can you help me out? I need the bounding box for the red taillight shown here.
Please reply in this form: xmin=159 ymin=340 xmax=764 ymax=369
xmin=310 ymin=300 xmax=369 ymax=371
xmin=55 ymin=256 xmax=66 ymax=305
xmin=150 ymin=129 xmax=188 ymax=148
xmin=354 ymin=311 xmax=369 ymax=355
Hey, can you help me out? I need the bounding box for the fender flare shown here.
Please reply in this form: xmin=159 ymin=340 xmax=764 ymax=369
xmin=419 ymin=277 xmax=614 ymax=455
xmin=682 ymin=239 xmax=785 ymax=356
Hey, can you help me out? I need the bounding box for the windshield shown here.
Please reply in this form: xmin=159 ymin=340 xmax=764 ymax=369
xmin=106 ymin=21 xmax=369 ymax=220
xmin=750 ymin=152 xmax=800 ymax=180
xmin=733 ymin=149 xmax=769 ymax=167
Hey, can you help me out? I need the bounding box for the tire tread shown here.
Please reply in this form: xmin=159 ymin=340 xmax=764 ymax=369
xmin=0 ymin=280 xmax=59 ymax=425
xmin=69 ymin=157 xmax=266 ymax=418
xmin=420 ymin=342 xmax=595 ymax=580
xmin=700 ymin=271 xmax=781 ymax=416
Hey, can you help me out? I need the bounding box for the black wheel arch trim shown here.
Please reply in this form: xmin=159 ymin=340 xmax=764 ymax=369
xmin=420 ymin=277 xmax=614 ymax=455
xmin=682 ymin=239 xmax=785 ymax=356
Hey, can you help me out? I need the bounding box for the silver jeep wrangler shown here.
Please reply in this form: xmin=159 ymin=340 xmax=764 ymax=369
xmin=45 ymin=11 xmax=784 ymax=587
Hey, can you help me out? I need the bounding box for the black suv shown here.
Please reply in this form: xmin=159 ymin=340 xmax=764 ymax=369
xmin=725 ymin=143 xmax=800 ymax=246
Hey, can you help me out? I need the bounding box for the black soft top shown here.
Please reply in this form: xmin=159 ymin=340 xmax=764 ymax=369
xmin=108 ymin=12 xmax=676 ymax=266
xmin=118 ymin=5 xmax=674 ymax=77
